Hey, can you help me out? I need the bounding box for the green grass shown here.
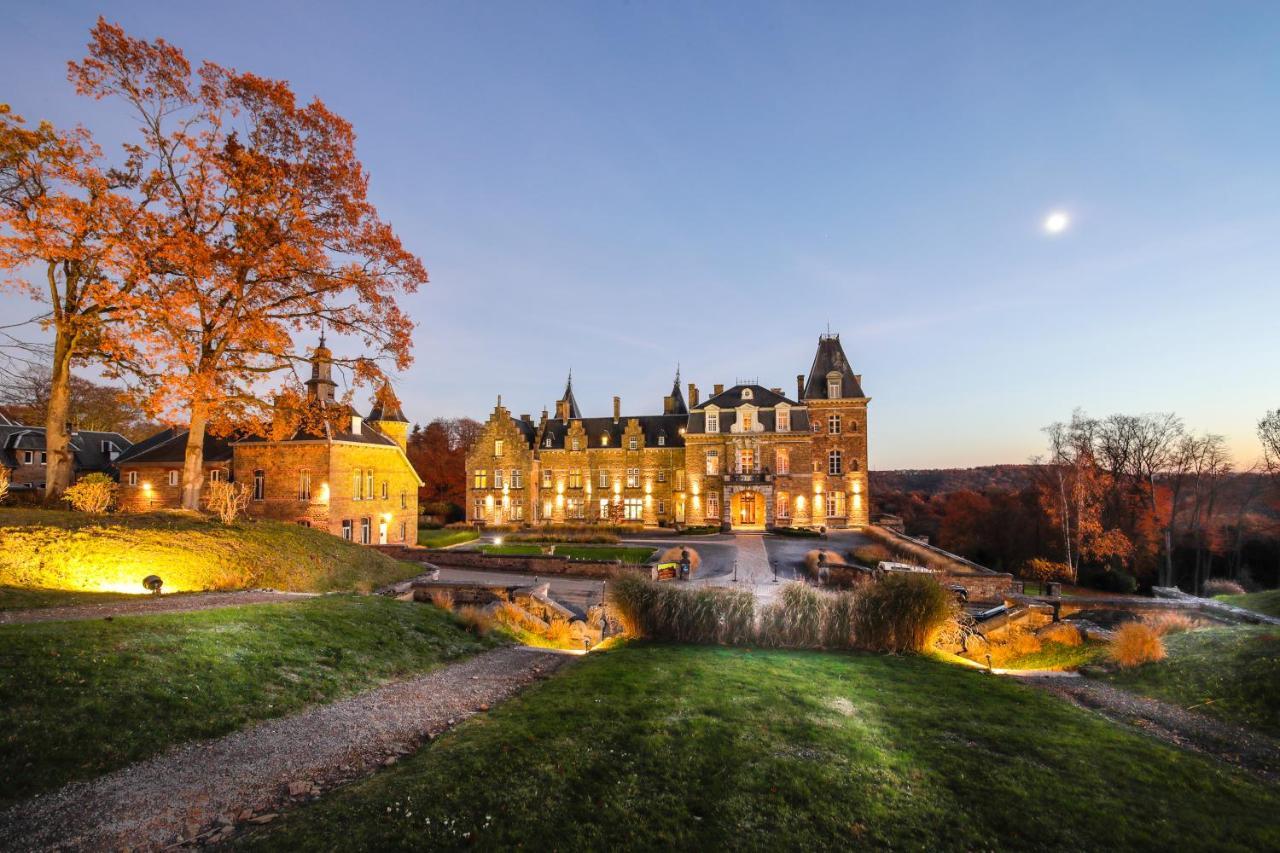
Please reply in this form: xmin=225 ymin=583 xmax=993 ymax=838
xmin=1097 ymin=626 xmax=1280 ymax=737
xmin=417 ymin=528 xmax=480 ymax=549
xmin=480 ymin=544 xmax=654 ymax=564
xmin=999 ymin=640 xmax=1108 ymax=671
xmin=0 ymin=507 xmax=423 ymax=594
xmin=239 ymin=642 xmax=1280 ymax=852
xmin=1215 ymin=589 xmax=1280 ymax=617
xmin=0 ymin=585 xmax=146 ymax=611
xmin=0 ymin=595 xmax=501 ymax=805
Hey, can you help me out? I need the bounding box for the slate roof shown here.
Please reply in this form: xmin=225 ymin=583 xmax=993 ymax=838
xmin=114 ymin=428 xmax=234 ymax=465
xmin=698 ymin=384 xmax=798 ymax=410
xmin=559 ymin=374 xmax=583 ymax=419
xmin=803 ymin=334 xmax=865 ymax=399
xmin=536 ymin=414 xmax=687 ymax=450
xmin=368 ymin=383 xmax=408 ymax=423
xmin=667 ymin=372 xmax=688 ymax=415
xmin=686 ymin=408 xmax=811 ymax=435
xmin=0 ymin=422 xmax=131 ymax=471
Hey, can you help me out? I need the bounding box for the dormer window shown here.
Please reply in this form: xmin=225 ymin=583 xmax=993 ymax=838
xmin=571 ymin=437 xmax=580 ymax=451
xmin=776 ymin=406 xmax=790 ymax=432
xmin=545 ymin=436 xmax=553 ymax=447
xmin=742 ymin=388 xmax=753 ymax=400
xmin=101 ymin=440 xmax=120 ymax=461
xmin=629 ymin=436 xmax=638 ymax=450
xmin=601 ymin=434 xmax=609 ymax=446
xmin=741 ymin=410 xmax=753 ymax=430
xmin=827 ymin=371 xmax=842 ymax=399
xmin=494 ymin=439 xmax=503 ymax=457
xmin=706 ymin=409 xmax=719 ymax=433
xmin=657 ymin=432 xmax=665 ymax=446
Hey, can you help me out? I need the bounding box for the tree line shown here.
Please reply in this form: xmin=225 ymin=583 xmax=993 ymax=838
xmin=875 ymin=409 xmax=1280 ymax=594
xmin=0 ymin=19 xmax=426 ymax=507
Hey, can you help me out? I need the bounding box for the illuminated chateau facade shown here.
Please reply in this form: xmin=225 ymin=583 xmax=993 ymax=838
xmin=467 ymin=334 xmax=869 ymax=530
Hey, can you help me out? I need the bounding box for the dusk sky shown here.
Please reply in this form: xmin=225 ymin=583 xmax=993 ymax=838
xmin=5 ymin=1 xmax=1278 ymax=469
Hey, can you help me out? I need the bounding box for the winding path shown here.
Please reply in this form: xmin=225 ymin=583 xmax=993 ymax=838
xmin=0 ymin=646 xmax=575 ymax=851
xmin=0 ymin=590 xmax=318 ymax=625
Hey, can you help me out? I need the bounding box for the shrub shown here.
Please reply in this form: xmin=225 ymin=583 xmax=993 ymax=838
xmin=62 ymin=473 xmax=117 ymax=514
xmin=770 ymin=526 xmax=820 ymax=538
xmin=759 ymin=583 xmax=827 ymax=648
xmin=509 ymin=531 xmax=620 ymax=544
xmin=1203 ymin=578 xmax=1247 ymax=597
xmin=657 ymin=546 xmax=700 ymax=573
xmin=822 ymin=590 xmax=860 ymax=649
xmin=851 ymin=573 xmax=957 ymax=653
xmin=455 ymin=605 xmax=494 ymax=636
xmin=981 ymin=627 xmax=1043 ymax=667
xmin=0 ymin=467 xmax=9 ymax=504
xmin=428 ymin=589 xmax=455 ymax=611
xmin=1142 ymin=611 xmax=1199 ymax=636
xmin=607 ymin=574 xmax=754 ymax=645
xmin=677 ymin=525 xmax=721 ymax=536
xmin=1022 ymin=558 xmax=1072 ymax=584
xmin=1078 ymin=564 xmax=1138 ymax=594
xmin=544 ymin=617 xmax=573 ymax=645
xmin=803 ymin=549 xmax=845 ymax=580
xmin=849 ymin=544 xmax=892 ymax=567
xmin=1109 ymin=623 xmax=1165 ymax=668
xmin=204 ymin=480 xmax=251 ymax=524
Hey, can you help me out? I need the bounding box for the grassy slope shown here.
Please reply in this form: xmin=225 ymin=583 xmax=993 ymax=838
xmin=0 ymin=596 xmax=501 ymax=805
xmin=1000 ymin=640 xmax=1109 ymax=671
xmin=0 ymin=507 xmax=421 ymax=594
xmin=1216 ymin=589 xmax=1280 ymax=617
xmin=242 ymin=643 xmax=1279 ymax=852
xmin=0 ymin=586 xmax=146 ymax=611
xmin=417 ymin=529 xmax=480 ymax=549
xmin=480 ymin=544 xmax=654 ymax=564
xmin=1098 ymin=626 xmax=1280 ymax=737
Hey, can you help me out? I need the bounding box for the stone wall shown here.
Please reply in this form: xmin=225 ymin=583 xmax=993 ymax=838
xmin=376 ymin=544 xmax=634 ymax=579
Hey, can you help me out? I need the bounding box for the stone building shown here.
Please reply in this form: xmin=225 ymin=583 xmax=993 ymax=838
xmin=0 ymin=412 xmax=131 ymax=493
xmin=115 ymin=338 xmax=422 ymax=545
xmin=467 ymin=334 xmax=869 ymax=531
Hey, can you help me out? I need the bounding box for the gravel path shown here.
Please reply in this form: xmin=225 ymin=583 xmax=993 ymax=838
xmin=0 ymin=590 xmax=318 ymax=625
xmin=0 ymin=646 xmax=574 ymax=851
xmin=1024 ymin=676 xmax=1280 ymax=781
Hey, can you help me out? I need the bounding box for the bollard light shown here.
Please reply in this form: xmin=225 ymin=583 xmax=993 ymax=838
xmin=143 ymin=575 xmax=164 ymax=596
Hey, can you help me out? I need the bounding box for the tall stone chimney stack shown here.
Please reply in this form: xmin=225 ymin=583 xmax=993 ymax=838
xmin=688 ymin=383 xmax=699 ymax=408
xmin=613 ymin=396 xmax=621 ymax=423
xmin=796 ymin=374 xmax=805 ymax=400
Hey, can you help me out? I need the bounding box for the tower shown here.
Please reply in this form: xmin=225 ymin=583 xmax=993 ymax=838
xmin=368 ymin=380 xmax=409 ymax=451
xmin=305 ymin=333 xmax=337 ymax=405
xmin=802 ymin=333 xmax=870 ymax=527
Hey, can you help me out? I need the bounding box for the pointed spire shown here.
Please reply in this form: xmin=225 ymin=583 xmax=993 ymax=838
xmin=368 ymin=379 xmax=407 ymax=423
xmin=558 ymin=369 xmax=582 ymax=420
xmin=667 ymin=365 xmax=688 ymax=415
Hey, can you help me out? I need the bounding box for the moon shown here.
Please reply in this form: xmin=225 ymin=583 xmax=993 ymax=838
xmin=1043 ymin=210 xmax=1071 ymax=235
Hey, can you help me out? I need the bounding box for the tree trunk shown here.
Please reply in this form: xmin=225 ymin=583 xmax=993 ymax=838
xmin=181 ymin=400 xmax=209 ymax=511
xmin=42 ymin=328 xmax=77 ymax=501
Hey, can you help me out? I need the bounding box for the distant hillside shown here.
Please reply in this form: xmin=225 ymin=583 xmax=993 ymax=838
xmin=870 ymin=466 xmax=1039 ymax=496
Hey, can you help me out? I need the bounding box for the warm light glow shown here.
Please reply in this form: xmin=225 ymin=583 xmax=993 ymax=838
xmin=613 ymin=481 xmax=621 ymax=495
xmin=485 ymin=495 xmax=494 ymax=508
xmin=852 ymin=480 xmax=861 ymax=494
xmin=494 ymin=536 xmax=504 ymax=546
xmin=142 ymin=481 xmax=152 ymax=491
xmin=381 ymin=512 xmax=392 ymax=522
xmin=543 ymin=501 xmax=552 ymax=517
xmin=1043 ymin=210 xmax=1071 ymax=235
xmin=556 ymin=481 xmax=565 ymax=495
xmin=644 ymin=482 xmax=652 ymax=495
xmin=318 ymin=482 xmax=330 ymax=503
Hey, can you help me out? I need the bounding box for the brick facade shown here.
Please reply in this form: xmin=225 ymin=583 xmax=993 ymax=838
xmin=468 ymin=334 xmax=871 ymax=531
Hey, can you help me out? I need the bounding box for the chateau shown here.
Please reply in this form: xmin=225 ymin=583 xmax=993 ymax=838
xmin=114 ymin=338 xmax=422 ymax=545
xmin=467 ymin=334 xmax=869 ymax=530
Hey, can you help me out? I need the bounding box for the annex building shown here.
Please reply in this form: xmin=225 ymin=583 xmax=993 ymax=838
xmin=467 ymin=334 xmax=869 ymax=531
xmin=114 ymin=338 xmax=422 ymax=546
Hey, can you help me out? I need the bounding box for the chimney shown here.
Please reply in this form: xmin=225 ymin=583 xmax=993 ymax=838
xmin=663 ymin=395 xmax=674 ymax=415
xmin=688 ymin=383 xmax=699 ymax=408
xmin=613 ymin=396 xmax=621 ymax=423
xmin=556 ymin=400 xmax=568 ymax=422
xmin=350 ymin=414 xmax=363 ymax=434
xmin=520 ymin=413 xmax=531 ymax=423
xmin=713 ymin=383 xmax=724 ymax=396
xmin=770 ymin=387 xmax=783 ymax=396
xmin=796 ymin=374 xmax=805 ymax=400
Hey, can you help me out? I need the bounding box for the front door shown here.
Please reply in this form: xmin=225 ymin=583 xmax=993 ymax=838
xmin=378 ymin=521 xmax=388 ymax=545
xmin=738 ymin=491 xmax=758 ymax=525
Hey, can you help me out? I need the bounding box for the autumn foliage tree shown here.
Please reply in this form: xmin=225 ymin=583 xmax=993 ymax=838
xmin=69 ymin=20 xmax=427 ymax=509
xmin=0 ymin=103 xmax=142 ymax=498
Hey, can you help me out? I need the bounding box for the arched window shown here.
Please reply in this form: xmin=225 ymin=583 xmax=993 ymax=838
xmin=742 ymin=388 xmax=753 ymax=400
xmin=828 ymin=450 xmax=843 ymax=476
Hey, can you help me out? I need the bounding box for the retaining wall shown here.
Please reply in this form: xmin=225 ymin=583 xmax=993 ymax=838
xmin=374 ymin=544 xmax=633 ymax=579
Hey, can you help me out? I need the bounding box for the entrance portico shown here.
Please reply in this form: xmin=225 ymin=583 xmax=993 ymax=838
xmin=725 ymin=484 xmax=770 ymax=531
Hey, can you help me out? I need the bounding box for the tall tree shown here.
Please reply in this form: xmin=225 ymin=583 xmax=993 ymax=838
xmin=0 ymin=362 xmax=155 ymax=439
xmin=70 ymin=20 xmax=427 ymax=509
xmin=0 ymin=104 xmax=141 ymax=497
xmin=1260 ymin=409 xmax=1280 ymax=481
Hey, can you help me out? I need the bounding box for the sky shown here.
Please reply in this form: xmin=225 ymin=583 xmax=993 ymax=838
xmin=4 ymin=1 xmax=1278 ymax=469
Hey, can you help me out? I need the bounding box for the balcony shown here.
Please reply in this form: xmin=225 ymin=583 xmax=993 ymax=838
xmin=725 ymin=468 xmax=773 ymax=485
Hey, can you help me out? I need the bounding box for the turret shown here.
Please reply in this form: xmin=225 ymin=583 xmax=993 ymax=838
xmin=368 ymin=380 xmax=409 ymax=450
xmin=305 ymin=332 xmax=337 ymax=404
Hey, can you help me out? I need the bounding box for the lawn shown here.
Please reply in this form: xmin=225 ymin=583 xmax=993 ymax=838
xmin=999 ymin=639 xmax=1108 ymax=671
xmin=0 ymin=585 xmax=148 ymax=611
xmin=417 ymin=528 xmax=480 ymax=549
xmin=0 ymin=507 xmax=422 ymax=594
xmin=480 ymin=544 xmax=655 ymax=564
xmin=0 ymin=595 xmax=501 ymax=805
xmin=1215 ymin=589 xmax=1280 ymax=618
xmin=240 ymin=643 xmax=1280 ymax=852
xmin=1098 ymin=625 xmax=1280 ymax=737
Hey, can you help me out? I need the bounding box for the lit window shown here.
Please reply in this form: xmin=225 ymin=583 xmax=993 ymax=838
xmin=474 ymin=498 xmax=484 ymax=520
xmin=599 ymin=498 xmax=610 ymax=519
xmin=601 ymin=434 xmax=609 ymax=446
xmin=707 ymin=493 xmax=720 ymax=518
xmin=494 ymin=439 xmax=503 ymax=456
xmin=569 ymin=469 xmax=582 ymax=489
xmin=828 ymin=450 xmax=843 ymax=476
xmin=776 ymin=448 xmax=790 ymax=475
xmin=658 ymin=433 xmax=665 ymax=446
xmin=658 ymin=499 xmax=666 ymax=514
xmin=128 ymin=471 xmax=138 ymax=486
xmin=627 ymin=468 xmax=639 ymax=488
xmin=299 ymin=470 xmax=312 ymax=501
xmin=510 ymin=503 xmax=524 ymax=520
xmin=776 ymin=493 xmax=790 ymax=518
xmin=598 ymin=470 xmax=609 ymax=488
xmin=705 ymin=450 xmax=720 ymax=476
xmin=826 ymin=491 xmax=845 ymax=517
xmin=828 ymin=414 xmax=841 ymax=434
xmin=657 ymin=470 xmax=666 ymax=482
xmin=629 ymin=436 xmax=638 ymax=450
xmin=473 ymin=469 xmax=488 ymax=489
xmin=571 ymin=437 xmax=580 ymax=451
xmin=542 ymin=469 xmax=553 ymax=489
xmin=253 ymin=469 xmax=265 ymax=501
xmin=624 ymin=498 xmax=643 ymax=520
xmin=567 ymin=497 xmax=585 ymax=519
xmin=675 ymin=470 xmax=685 ymax=490
xmin=168 ymin=470 xmax=179 ymax=487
